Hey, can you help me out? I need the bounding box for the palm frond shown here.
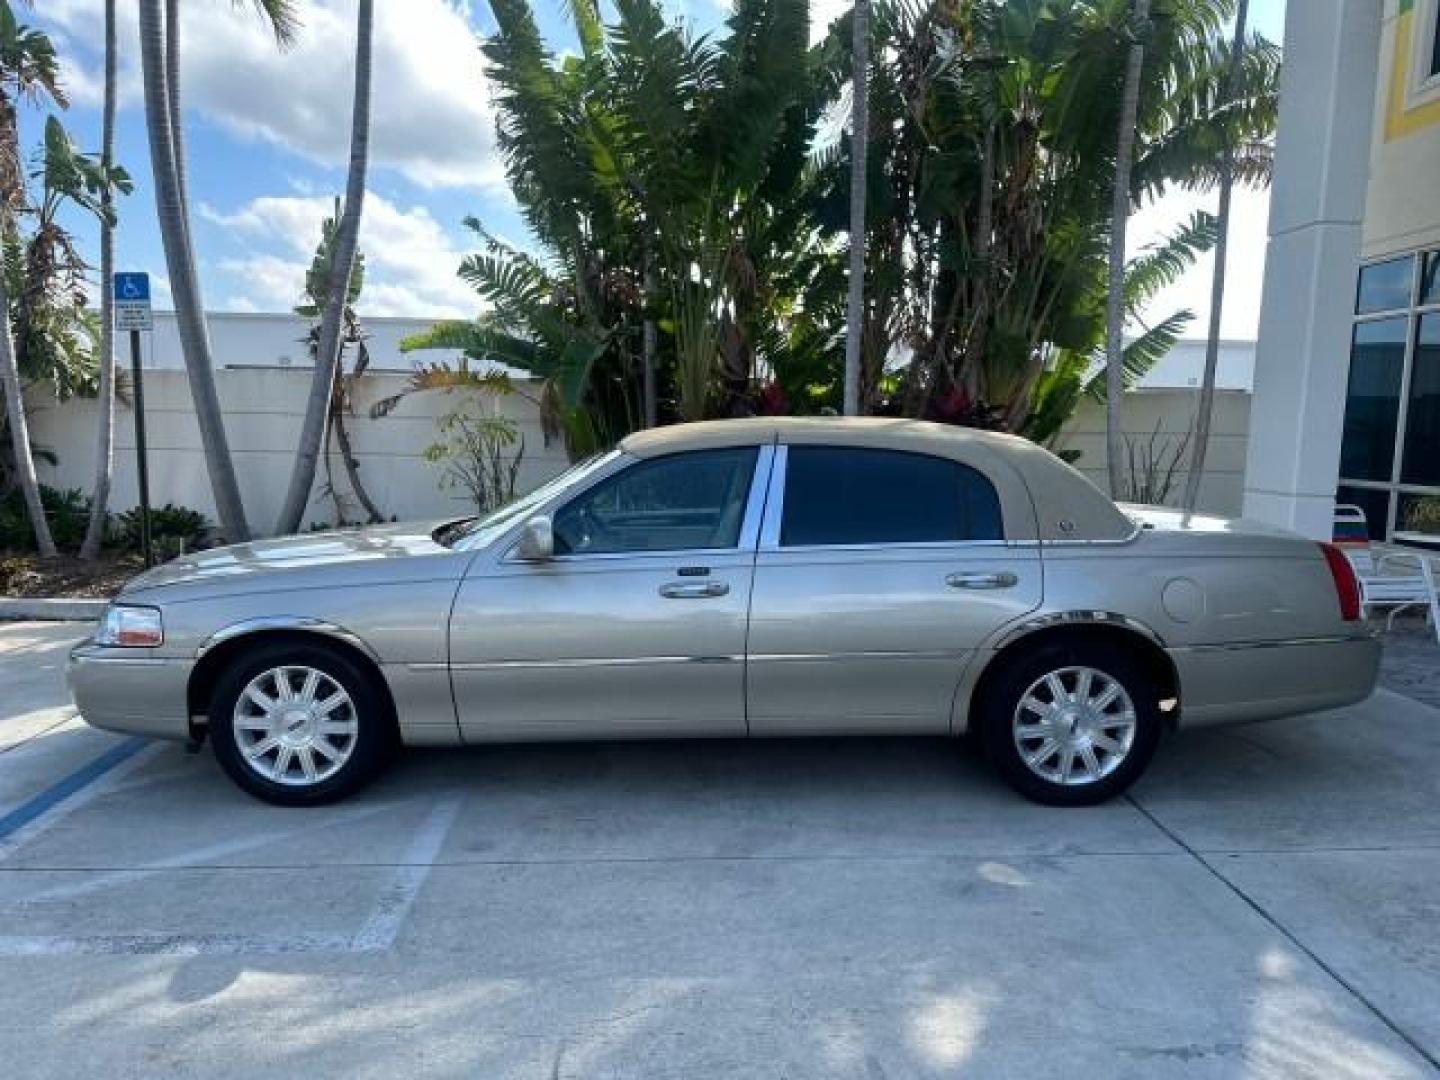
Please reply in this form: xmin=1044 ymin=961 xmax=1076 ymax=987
xmin=1124 ymin=209 xmax=1217 ymax=312
xmin=233 ymin=0 xmax=302 ymax=48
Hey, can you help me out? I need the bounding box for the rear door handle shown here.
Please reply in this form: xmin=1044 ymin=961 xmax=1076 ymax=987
xmin=946 ymin=571 xmax=1018 ymax=590
xmin=659 ymin=581 xmax=730 ymax=599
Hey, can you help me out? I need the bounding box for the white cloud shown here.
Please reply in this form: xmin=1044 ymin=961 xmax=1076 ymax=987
xmin=205 ymin=190 xmax=477 ymax=316
xmin=40 ymin=0 xmax=503 ymax=191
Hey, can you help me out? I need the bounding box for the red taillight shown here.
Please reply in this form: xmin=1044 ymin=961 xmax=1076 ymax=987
xmin=1319 ymin=542 xmax=1362 ymax=622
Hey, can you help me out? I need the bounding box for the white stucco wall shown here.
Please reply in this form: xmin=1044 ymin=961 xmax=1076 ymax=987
xmin=28 ymin=369 xmax=567 ymax=536
xmin=1364 ymin=0 xmax=1440 ymax=260
xmin=1058 ymin=390 xmax=1251 ymax=516
xmin=1136 ymin=339 xmax=1254 ymax=391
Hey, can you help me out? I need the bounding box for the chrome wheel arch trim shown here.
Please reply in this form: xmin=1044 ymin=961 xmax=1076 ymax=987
xmin=991 ymin=609 xmax=1169 ymax=652
xmin=196 ymin=616 xmax=381 ymax=662
xmin=948 ymin=610 xmax=1171 ymax=737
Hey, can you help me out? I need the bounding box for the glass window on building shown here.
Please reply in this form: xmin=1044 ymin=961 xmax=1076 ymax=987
xmin=1356 ymin=256 xmax=1414 ymax=314
xmin=1340 ymin=318 xmax=1407 ymax=481
xmin=1432 ymin=5 xmax=1440 ymax=78
xmin=1339 ymin=249 xmax=1440 ymax=539
xmin=1401 ymin=314 xmax=1440 ymax=487
xmin=1336 ymin=485 xmax=1390 ymax=540
xmin=1424 ymin=251 xmax=1440 ymax=306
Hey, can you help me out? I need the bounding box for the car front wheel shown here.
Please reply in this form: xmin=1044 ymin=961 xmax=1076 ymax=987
xmin=209 ymin=640 xmax=395 ymax=806
xmin=977 ymin=643 xmax=1162 ymax=806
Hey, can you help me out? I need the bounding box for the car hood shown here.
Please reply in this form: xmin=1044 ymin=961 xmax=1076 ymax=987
xmin=120 ymin=520 xmax=461 ymax=595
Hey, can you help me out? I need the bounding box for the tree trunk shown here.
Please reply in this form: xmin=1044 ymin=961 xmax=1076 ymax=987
xmin=81 ymin=0 xmax=119 ymax=561
xmin=334 ymin=318 xmax=385 ymax=523
xmin=1104 ymin=0 xmax=1150 ymax=500
xmin=842 ymin=0 xmax=869 ymax=417
xmin=0 ymin=80 xmax=54 ymax=557
xmin=0 ymin=277 xmax=54 ymax=556
xmin=1182 ymin=0 xmax=1248 ymax=514
xmin=164 ymin=0 xmax=195 ymax=260
xmin=332 ymin=389 xmax=384 ymax=524
xmin=137 ymin=0 xmax=249 ymax=540
xmin=275 ymin=0 xmax=373 ymax=535
xmin=642 ymin=239 xmax=657 ymax=428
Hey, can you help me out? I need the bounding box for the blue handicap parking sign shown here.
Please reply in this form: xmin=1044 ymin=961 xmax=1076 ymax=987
xmin=113 ymin=272 xmax=151 ymax=302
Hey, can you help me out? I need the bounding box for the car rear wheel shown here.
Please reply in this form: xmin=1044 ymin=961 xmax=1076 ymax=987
xmin=977 ymin=642 xmax=1162 ymax=806
xmin=209 ymin=640 xmax=395 ymax=806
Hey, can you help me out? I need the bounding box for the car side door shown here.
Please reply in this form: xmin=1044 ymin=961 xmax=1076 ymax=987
xmin=449 ymin=445 xmax=771 ymax=741
xmin=746 ymin=444 xmax=1042 ymax=734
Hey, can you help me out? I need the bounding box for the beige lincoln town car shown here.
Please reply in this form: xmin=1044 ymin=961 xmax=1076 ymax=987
xmin=69 ymin=418 xmax=1379 ymax=807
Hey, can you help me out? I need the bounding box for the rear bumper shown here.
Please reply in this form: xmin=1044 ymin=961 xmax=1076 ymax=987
xmin=67 ymin=644 xmax=194 ymax=740
xmin=1171 ymin=633 xmax=1381 ymax=728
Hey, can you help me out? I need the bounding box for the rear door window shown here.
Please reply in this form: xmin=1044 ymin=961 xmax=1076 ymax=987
xmin=780 ymin=446 xmax=1003 ymax=546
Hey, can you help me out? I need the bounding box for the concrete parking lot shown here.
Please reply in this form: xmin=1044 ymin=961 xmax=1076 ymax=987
xmin=1 ymin=620 xmax=1438 ymax=1079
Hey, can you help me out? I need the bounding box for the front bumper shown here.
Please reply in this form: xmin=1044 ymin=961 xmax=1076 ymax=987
xmin=68 ymin=643 xmax=194 ymax=740
xmin=1172 ymin=633 xmax=1382 ymax=728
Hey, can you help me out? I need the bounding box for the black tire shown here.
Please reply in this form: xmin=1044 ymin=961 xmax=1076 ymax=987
xmin=209 ymin=639 xmax=396 ymax=806
xmin=977 ymin=641 xmax=1162 ymax=807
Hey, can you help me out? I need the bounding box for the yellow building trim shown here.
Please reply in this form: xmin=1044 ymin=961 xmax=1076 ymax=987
xmin=1386 ymin=10 xmax=1440 ymax=141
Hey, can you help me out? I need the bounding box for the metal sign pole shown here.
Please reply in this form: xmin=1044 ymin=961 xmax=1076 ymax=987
xmin=130 ymin=328 xmax=153 ymax=568
xmin=115 ymin=272 xmax=156 ymax=568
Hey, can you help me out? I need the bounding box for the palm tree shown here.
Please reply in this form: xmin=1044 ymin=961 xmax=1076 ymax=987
xmin=295 ymin=199 xmax=384 ymax=525
xmin=1104 ymin=0 xmax=1153 ymax=499
xmin=1182 ymin=0 xmax=1248 ymax=513
xmin=136 ymin=0 xmax=298 ymax=542
xmin=17 ymin=120 xmax=131 ymax=388
xmin=80 ymin=0 xmax=119 ymax=560
xmin=276 ymin=0 xmax=372 ymax=536
xmin=842 ymin=0 xmax=869 ymax=417
xmin=0 ymin=0 xmax=64 ymax=556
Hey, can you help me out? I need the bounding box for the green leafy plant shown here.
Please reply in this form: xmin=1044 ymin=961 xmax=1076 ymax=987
xmin=421 ymin=404 xmax=525 ymax=515
xmin=1404 ymin=496 xmax=1440 ymax=535
xmin=0 ymin=483 xmax=89 ymax=550
xmin=110 ymin=502 xmax=210 ymax=559
xmin=1116 ymin=422 xmax=1193 ymax=506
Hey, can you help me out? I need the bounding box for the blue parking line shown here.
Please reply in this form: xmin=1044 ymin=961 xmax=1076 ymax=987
xmin=0 ymin=737 xmax=149 ymax=843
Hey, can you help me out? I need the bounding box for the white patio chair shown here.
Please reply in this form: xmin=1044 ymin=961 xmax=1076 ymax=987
xmin=1333 ymin=504 xmax=1440 ymax=642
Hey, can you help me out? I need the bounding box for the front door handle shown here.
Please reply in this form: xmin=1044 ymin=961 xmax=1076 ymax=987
xmin=946 ymin=570 xmax=1018 ymax=590
xmin=659 ymin=581 xmax=730 ymax=599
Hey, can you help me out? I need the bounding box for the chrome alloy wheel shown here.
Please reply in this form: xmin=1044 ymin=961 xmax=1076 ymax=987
xmin=1011 ymin=666 xmax=1137 ymax=787
xmin=232 ymin=665 xmax=358 ymax=786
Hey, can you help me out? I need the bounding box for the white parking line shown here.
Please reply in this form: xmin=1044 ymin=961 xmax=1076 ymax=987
xmin=0 ymin=792 xmax=465 ymax=958
xmin=350 ymin=793 xmax=463 ymax=952
xmin=18 ymin=800 xmax=401 ymax=905
xmin=0 ymin=931 xmax=357 ymax=957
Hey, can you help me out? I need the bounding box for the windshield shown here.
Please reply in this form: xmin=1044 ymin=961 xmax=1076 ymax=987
xmin=433 ymin=450 xmax=621 ymax=551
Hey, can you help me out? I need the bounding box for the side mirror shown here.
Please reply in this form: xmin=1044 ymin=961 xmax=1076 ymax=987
xmin=516 ymin=515 xmax=554 ymax=561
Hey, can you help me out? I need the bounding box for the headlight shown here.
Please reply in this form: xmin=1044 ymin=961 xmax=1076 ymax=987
xmin=95 ymin=605 xmax=164 ymax=647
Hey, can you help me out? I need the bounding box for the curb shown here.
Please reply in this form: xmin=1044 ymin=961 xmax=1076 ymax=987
xmin=0 ymin=598 xmax=108 ymax=622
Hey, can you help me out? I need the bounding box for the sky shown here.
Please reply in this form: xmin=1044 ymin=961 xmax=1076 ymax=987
xmin=29 ymin=0 xmax=1286 ymax=338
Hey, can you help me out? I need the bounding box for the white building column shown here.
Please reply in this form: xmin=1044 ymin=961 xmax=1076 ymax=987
xmin=1242 ymin=0 xmax=1384 ymax=538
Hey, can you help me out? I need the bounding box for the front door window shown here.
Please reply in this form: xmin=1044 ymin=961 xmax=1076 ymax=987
xmin=552 ymin=448 xmax=759 ymax=555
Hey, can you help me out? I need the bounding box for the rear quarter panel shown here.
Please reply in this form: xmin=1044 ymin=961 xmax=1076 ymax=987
xmin=1038 ymin=530 xmax=1349 ymax=648
xmin=1035 ymin=529 xmax=1376 ymax=725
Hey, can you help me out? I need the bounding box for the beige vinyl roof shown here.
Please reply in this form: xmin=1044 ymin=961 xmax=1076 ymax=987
xmin=619 ymin=417 xmax=1136 ymax=543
